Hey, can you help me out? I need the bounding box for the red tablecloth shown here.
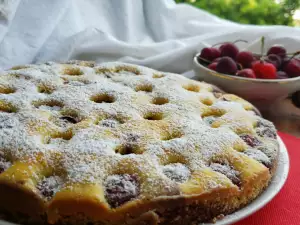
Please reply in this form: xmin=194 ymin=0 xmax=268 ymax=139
xmin=235 ymin=132 xmax=300 ymax=225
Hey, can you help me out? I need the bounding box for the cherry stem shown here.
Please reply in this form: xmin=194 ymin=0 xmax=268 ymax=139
xmin=288 ymin=51 xmax=300 ymax=61
xmin=233 ymin=39 xmax=248 ymax=44
xmin=260 ymin=36 xmax=265 ymax=63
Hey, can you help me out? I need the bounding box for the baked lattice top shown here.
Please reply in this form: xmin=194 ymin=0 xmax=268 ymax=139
xmin=0 ymin=61 xmax=278 ymax=209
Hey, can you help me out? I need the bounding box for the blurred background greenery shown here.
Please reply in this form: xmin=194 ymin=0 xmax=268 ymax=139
xmin=175 ymin=0 xmax=300 ymax=26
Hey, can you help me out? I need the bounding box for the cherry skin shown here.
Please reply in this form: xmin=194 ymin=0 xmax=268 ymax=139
xmin=199 ymin=47 xmax=221 ymax=62
xmin=276 ymin=71 xmax=289 ymax=79
xmin=267 ymin=45 xmax=287 ymax=58
xmin=216 ymin=57 xmax=238 ymax=75
xmin=208 ymin=62 xmax=218 ymax=71
xmin=236 ymin=69 xmax=256 ymax=78
xmin=252 ymin=61 xmax=277 ymax=79
xmin=283 ymin=59 xmax=300 ymax=77
xmin=219 ymin=43 xmax=239 ymax=59
xmin=213 ymin=57 xmax=222 ymax=63
xmin=236 ymin=51 xmax=255 ymax=68
xmin=265 ymin=54 xmax=282 ymax=69
xmin=211 ymin=48 xmax=221 ymax=59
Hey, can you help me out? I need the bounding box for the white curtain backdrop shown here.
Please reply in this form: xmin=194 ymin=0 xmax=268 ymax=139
xmin=0 ymin=0 xmax=299 ymax=74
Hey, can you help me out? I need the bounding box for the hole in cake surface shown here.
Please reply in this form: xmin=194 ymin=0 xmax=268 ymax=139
xmin=161 ymin=131 xmax=183 ymax=141
xmin=104 ymin=174 xmax=139 ymax=208
xmin=201 ymin=108 xmax=225 ymax=119
xmin=115 ymin=145 xmax=136 ymax=155
xmin=200 ymin=98 xmax=213 ymax=106
xmin=210 ymin=163 xmax=241 ymax=186
xmin=239 ymin=134 xmax=261 ymax=148
xmin=144 ymin=111 xmax=163 ymax=120
xmin=33 ymin=100 xmax=63 ymax=111
xmin=116 ymin=133 xmax=141 ymax=155
xmin=153 ymin=73 xmax=165 ymax=79
xmin=243 ymin=149 xmax=272 ymax=169
xmin=37 ymin=84 xmax=54 ymax=94
xmin=152 ymin=97 xmax=169 ymax=105
xmin=95 ymin=67 xmax=112 ymax=75
xmin=9 ymin=65 xmax=29 ymax=70
xmin=98 ymin=117 xmax=125 ymax=128
xmin=183 ymin=84 xmax=200 ymax=92
xmin=50 ymin=130 xmax=73 ymax=142
xmin=59 ymin=116 xmax=78 ymax=124
xmin=0 ymin=101 xmax=18 ymax=113
xmin=114 ymin=65 xmax=140 ymax=75
xmin=90 ymin=93 xmax=115 ymax=103
xmin=63 ymin=67 xmax=83 ymax=76
xmin=135 ymin=84 xmax=153 ymax=92
xmin=37 ymin=176 xmax=63 ymax=200
xmin=99 ymin=119 xmax=120 ymax=128
xmin=162 ymin=163 xmax=191 ymax=183
xmin=0 ymin=86 xmax=16 ymax=94
xmin=55 ymin=115 xmax=81 ymax=128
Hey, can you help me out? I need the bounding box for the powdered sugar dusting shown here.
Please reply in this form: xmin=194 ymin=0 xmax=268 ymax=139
xmin=162 ymin=163 xmax=191 ymax=183
xmin=0 ymin=61 xmax=278 ymax=200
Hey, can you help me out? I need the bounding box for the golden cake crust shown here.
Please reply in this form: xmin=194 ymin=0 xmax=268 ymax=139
xmin=0 ymin=61 xmax=279 ymax=224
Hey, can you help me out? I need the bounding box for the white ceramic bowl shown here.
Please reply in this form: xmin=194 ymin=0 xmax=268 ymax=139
xmin=193 ymin=53 xmax=300 ymax=110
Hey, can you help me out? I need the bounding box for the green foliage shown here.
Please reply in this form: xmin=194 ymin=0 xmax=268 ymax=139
xmin=175 ymin=0 xmax=300 ymax=26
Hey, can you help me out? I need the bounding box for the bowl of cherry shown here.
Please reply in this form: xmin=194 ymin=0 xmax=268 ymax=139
xmin=193 ymin=37 xmax=300 ymax=109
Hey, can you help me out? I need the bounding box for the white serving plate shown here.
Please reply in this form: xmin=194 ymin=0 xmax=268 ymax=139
xmin=0 ymin=137 xmax=289 ymax=225
xmin=202 ymin=136 xmax=289 ymax=225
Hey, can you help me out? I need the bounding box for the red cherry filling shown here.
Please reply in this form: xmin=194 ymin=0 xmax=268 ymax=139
xmin=239 ymin=134 xmax=261 ymax=147
xmin=243 ymin=149 xmax=272 ymax=169
xmin=105 ymin=174 xmax=139 ymax=208
xmin=256 ymin=120 xmax=277 ymax=139
xmin=210 ymin=163 xmax=241 ymax=186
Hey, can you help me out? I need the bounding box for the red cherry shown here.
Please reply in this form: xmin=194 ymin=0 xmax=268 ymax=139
xmin=283 ymin=59 xmax=300 ymax=77
xmin=236 ymin=51 xmax=255 ymax=68
xmin=265 ymin=54 xmax=282 ymax=69
xmin=213 ymin=57 xmax=222 ymax=63
xmin=216 ymin=57 xmax=238 ymax=75
xmin=199 ymin=47 xmax=221 ymax=62
xmin=219 ymin=43 xmax=239 ymax=59
xmin=252 ymin=61 xmax=277 ymax=79
xmin=208 ymin=62 xmax=218 ymax=71
xmin=236 ymin=69 xmax=256 ymax=78
xmin=211 ymin=48 xmax=221 ymax=59
xmin=276 ymin=71 xmax=289 ymax=79
xmin=267 ymin=45 xmax=286 ymax=58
